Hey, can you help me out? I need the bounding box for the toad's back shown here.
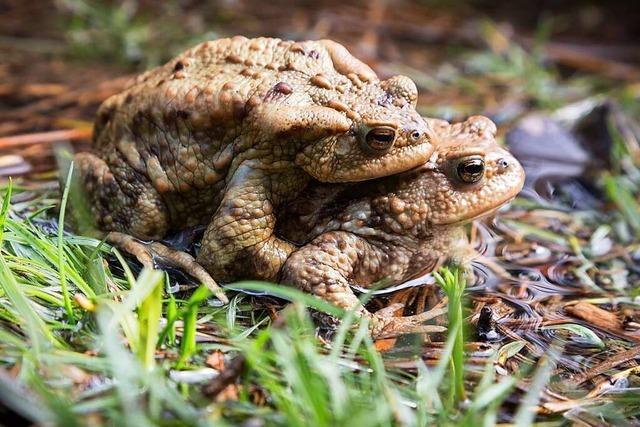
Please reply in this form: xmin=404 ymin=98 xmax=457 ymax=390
xmin=92 ymin=36 xmax=382 ymax=225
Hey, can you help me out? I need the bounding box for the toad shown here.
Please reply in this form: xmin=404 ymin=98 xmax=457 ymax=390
xmin=74 ymin=37 xmax=435 ymax=302
xmin=278 ymin=116 xmax=525 ymax=336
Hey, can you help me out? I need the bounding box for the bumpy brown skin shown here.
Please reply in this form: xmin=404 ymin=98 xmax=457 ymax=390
xmin=278 ymin=116 xmax=525 ymax=337
xmin=74 ymin=36 xmax=435 ymax=297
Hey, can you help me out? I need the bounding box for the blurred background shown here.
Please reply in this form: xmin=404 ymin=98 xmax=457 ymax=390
xmin=1 ymin=0 xmax=639 ymax=177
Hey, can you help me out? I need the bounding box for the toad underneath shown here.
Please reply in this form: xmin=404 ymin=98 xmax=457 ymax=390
xmin=278 ymin=116 xmax=525 ymax=336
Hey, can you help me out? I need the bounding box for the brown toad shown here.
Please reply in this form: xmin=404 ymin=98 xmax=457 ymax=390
xmin=74 ymin=37 xmax=435 ymax=301
xmin=278 ymin=116 xmax=525 ymax=336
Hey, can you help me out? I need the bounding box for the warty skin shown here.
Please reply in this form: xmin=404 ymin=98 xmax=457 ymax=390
xmin=73 ymin=36 xmax=436 ymax=301
xmin=278 ymin=116 xmax=525 ymax=337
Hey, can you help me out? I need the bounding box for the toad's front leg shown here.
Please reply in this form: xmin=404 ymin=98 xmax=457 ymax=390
xmin=197 ymin=163 xmax=302 ymax=282
xmin=280 ymin=231 xmax=447 ymax=338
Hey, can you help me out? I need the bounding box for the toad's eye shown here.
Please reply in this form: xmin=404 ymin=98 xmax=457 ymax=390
xmin=364 ymin=127 xmax=397 ymax=152
xmin=410 ymin=130 xmax=422 ymax=141
xmin=456 ymin=157 xmax=485 ymax=184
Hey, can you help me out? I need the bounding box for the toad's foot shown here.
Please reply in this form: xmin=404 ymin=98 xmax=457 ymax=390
xmin=281 ymin=231 xmax=448 ymax=338
xmin=369 ymin=303 xmax=448 ymax=339
xmin=108 ymin=232 xmax=228 ymax=304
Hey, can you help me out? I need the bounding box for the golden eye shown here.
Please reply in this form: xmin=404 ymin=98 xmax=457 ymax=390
xmin=456 ymin=157 xmax=485 ymax=184
xmin=364 ymin=127 xmax=397 ymax=152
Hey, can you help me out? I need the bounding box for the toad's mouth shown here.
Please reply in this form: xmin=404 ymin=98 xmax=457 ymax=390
xmin=435 ymin=186 xmax=522 ymax=226
xmin=321 ymin=143 xmax=434 ymax=182
xmin=465 ymin=195 xmax=517 ymax=222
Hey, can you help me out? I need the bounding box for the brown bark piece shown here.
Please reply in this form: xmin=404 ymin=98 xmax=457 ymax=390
xmin=565 ymin=302 xmax=623 ymax=331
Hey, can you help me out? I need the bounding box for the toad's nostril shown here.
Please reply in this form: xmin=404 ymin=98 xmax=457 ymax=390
xmin=497 ymin=158 xmax=510 ymax=172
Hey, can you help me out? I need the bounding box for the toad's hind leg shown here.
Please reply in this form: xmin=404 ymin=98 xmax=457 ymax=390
xmin=280 ymin=231 xmax=447 ymax=338
xmin=74 ymin=152 xmax=227 ymax=303
xmin=74 ymin=152 xmax=169 ymax=240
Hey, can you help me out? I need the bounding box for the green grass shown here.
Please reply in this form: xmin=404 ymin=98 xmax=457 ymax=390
xmin=433 ymin=268 xmax=467 ymax=405
xmin=1 ymin=162 xmax=639 ymax=425
xmin=0 ymin=181 xmax=534 ymax=426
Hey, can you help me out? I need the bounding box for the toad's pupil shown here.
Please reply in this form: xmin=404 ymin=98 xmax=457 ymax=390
xmin=373 ymin=133 xmax=393 ymax=142
xmin=366 ymin=129 xmax=395 ymax=145
xmin=465 ymin=163 xmax=483 ymax=174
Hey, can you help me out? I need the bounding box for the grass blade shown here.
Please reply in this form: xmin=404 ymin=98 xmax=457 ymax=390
xmin=229 ymin=281 xmax=346 ymax=317
xmin=513 ymin=347 xmax=558 ymax=427
xmin=178 ymin=285 xmax=211 ymax=366
xmin=0 ymin=255 xmax=61 ymax=355
xmin=434 ymin=267 xmax=467 ymax=404
xmin=58 ymin=162 xmax=75 ymax=320
xmin=136 ymin=269 xmax=163 ymax=371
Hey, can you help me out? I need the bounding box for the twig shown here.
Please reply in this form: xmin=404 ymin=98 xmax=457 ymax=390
xmin=569 ymin=346 xmax=640 ymax=386
xmin=564 ymin=301 xmax=640 ymax=343
xmin=202 ymin=355 xmax=246 ymax=398
xmin=4 ymin=76 xmax=130 ymax=120
xmin=0 ymin=128 xmax=93 ymax=150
